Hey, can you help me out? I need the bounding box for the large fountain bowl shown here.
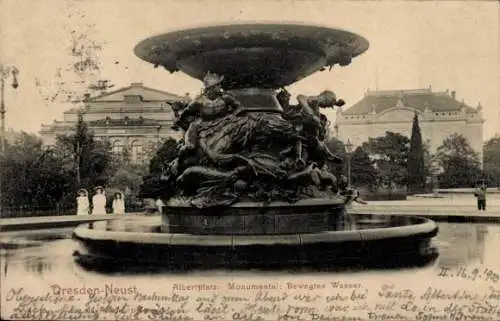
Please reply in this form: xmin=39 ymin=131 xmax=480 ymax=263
xmin=134 ymin=23 xmax=369 ymax=89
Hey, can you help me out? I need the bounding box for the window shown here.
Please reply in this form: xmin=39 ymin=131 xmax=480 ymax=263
xmin=131 ymin=141 xmax=143 ymax=164
xmin=112 ymin=140 xmax=124 ymax=157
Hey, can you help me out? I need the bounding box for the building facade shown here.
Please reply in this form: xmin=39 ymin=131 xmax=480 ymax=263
xmin=335 ymin=87 xmax=485 ymax=161
xmin=40 ymin=82 xmax=185 ymax=163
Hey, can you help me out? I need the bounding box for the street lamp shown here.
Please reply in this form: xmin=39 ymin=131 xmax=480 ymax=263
xmin=345 ymin=138 xmax=353 ymax=187
xmin=1 ymin=64 xmax=19 ymax=153
xmin=0 ymin=65 xmax=19 ymax=213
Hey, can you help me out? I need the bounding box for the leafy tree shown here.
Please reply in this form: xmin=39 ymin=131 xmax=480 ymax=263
xmin=407 ymin=113 xmax=426 ymax=193
xmin=482 ymin=135 xmax=500 ymax=186
xmin=324 ymin=136 xmax=348 ymax=176
xmin=350 ymin=146 xmax=378 ymax=189
xmin=362 ymin=131 xmax=410 ymax=188
xmin=35 ymin=10 xmax=113 ymax=105
xmin=436 ymin=133 xmax=481 ymax=188
xmin=55 ymin=112 xmax=114 ymax=200
xmin=0 ymin=132 xmax=71 ymax=210
xmin=421 ymin=139 xmax=439 ymax=190
xmin=139 ymin=138 xmax=180 ymax=199
xmin=109 ymin=162 xmax=147 ymax=190
xmin=148 ymin=138 xmax=179 ymax=174
xmin=108 ymin=162 xmax=148 ymax=210
xmin=422 ymin=139 xmax=434 ymax=177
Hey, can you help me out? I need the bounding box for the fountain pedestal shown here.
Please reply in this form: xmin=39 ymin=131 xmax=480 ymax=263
xmin=226 ymin=88 xmax=283 ymax=113
xmin=162 ymin=198 xmax=346 ymax=235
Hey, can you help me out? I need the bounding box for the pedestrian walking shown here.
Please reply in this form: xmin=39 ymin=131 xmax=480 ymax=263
xmin=474 ymin=184 xmax=487 ymax=211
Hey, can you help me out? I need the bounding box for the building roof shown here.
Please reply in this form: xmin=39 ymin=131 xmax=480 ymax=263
xmin=342 ymin=88 xmax=477 ymax=115
xmin=63 ymin=82 xmax=186 ymax=115
xmin=88 ymin=82 xmax=185 ymax=103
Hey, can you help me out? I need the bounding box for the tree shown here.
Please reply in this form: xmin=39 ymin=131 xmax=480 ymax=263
xmin=421 ymin=139 xmax=438 ymax=190
xmin=324 ymin=136 xmax=347 ymax=176
xmin=55 ymin=112 xmax=114 ymax=201
xmin=139 ymin=138 xmax=180 ymax=199
xmin=108 ymin=142 xmax=149 ymax=197
xmin=483 ymin=135 xmax=500 ymax=187
xmin=35 ymin=9 xmax=113 ymax=105
xmin=436 ymin=133 xmax=481 ymax=188
xmin=350 ymin=146 xmax=378 ymax=189
xmin=0 ymin=132 xmax=71 ymax=209
xmin=148 ymin=138 xmax=180 ymax=174
xmin=422 ymin=139 xmax=434 ymax=176
xmin=108 ymin=161 xmax=148 ymax=210
xmin=109 ymin=164 xmax=146 ymax=193
xmin=362 ymin=131 xmax=410 ymax=188
xmin=407 ymin=113 xmax=426 ymax=193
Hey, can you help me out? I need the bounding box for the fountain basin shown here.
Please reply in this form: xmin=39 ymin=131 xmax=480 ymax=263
xmin=134 ymin=23 xmax=369 ymax=89
xmin=72 ymin=214 xmax=439 ymax=270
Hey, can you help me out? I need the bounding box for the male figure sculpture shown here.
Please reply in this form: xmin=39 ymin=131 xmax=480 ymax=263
xmin=172 ymin=71 xmax=241 ymax=155
xmin=282 ymin=90 xmax=345 ymax=166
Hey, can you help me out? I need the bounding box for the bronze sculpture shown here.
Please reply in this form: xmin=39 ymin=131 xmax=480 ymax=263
xmin=162 ymin=71 xmax=357 ymax=208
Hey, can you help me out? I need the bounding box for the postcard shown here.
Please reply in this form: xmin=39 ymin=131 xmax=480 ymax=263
xmin=1 ymin=0 xmax=499 ymax=320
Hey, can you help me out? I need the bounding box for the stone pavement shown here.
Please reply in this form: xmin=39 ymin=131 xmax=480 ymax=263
xmin=363 ymin=194 xmax=500 ymax=207
xmin=349 ymin=206 xmax=500 ymax=223
xmin=350 ymin=195 xmax=500 ymax=223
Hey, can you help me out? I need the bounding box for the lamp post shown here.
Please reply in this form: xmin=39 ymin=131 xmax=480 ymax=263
xmin=76 ymin=141 xmax=81 ymax=186
xmin=345 ymin=138 xmax=353 ymax=187
xmin=0 ymin=65 xmax=19 ymax=213
xmin=0 ymin=64 xmax=19 ymax=153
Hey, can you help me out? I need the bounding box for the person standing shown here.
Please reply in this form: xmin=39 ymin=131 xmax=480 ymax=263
xmin=112 ymin=193 xmax=125 ymax=215
xmin=474 ymin=184 xmax=487 ymax=211
xmin=155 ymin=197 xmax=165 ymax=215
xmin=76 ymin=189 xmax=90 ymax=215
xmin=92 ymin=187 xmax=107 ymax=215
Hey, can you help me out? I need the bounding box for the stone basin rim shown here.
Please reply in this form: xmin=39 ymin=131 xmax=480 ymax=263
xmin=166 ymin=197 xmax=347 ymax=208
xmin=134 ymin=22 xmax=370 ymax=82
xmin=134 ymin=21 xmax=369 ymax=44
xmin=73 ymin=217 xmax=438 ymax=246
xmin=134 ymin=22 xmax=369 ymax=58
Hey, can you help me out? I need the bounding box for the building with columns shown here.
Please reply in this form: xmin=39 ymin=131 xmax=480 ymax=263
xmin=335 ymin=87 xmax=485 ymax=161
xmin=40 ymin=82 xmax=185 ymax=163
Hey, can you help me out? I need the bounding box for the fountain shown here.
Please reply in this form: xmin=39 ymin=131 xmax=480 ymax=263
xmin=72 ymin=23 xmax=438 ymax=270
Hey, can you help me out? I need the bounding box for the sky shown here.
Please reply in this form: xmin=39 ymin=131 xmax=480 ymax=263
xmin=0 ymin=0 xmax=499 ymax=140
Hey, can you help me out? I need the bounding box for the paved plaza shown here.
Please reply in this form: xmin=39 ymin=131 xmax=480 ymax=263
xmin=352 ymin=194 xmax=500 ymax=212
xmin=349 ymin=194 xmax=500 ymax=224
